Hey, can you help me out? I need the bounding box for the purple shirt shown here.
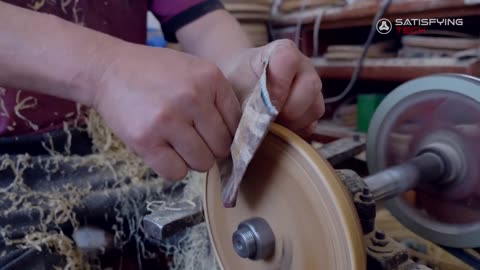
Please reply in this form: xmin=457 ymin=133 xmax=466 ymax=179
xmin=0 ymin=0 xmax=223 ymax=136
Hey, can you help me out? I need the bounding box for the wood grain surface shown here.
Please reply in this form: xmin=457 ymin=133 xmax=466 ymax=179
xmin=205 ymin=124 xmax=366 ymax=270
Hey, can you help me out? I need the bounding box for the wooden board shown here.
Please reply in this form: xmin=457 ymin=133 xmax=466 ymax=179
xmin=222 ymin=0 xmax=273 ymax=3
xmin=280 ymin=0 xmax=345 ymax=12
xmin=402 ymin=36 xmax=480 ymax=50
xmin=326 ymin=41 xmax=392 ymax=54
xmin=271 ymin=0 xmax=480 ymax=28
xmin=312 ymin=57 xmax=480 ymax=81
xmin=398 ymin=46 xmax=461 ymax=58
xmin=324 ymin=51 xmax=396 ymax=60
xmin=241 ymin=23 xmax=269 ymax=46
xmin=224 ymin=3 xmax=271 ymax=13
xmin=231 ymin=12 xmax=271 ymax=21
xmin=324 ymin=42 xmax=396 ymax=60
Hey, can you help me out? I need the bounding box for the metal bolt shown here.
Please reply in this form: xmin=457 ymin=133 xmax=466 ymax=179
xmin=232 ymin=217 xmax=275 ymax=260
xmin=232 ymin=226 xmax=257 ymax=259
xmin=359 ymin=188 xmax=373 ymax=202
xmin=375 ymin=230 xmax=386 ymax=240
xmin=360 ymin=194 xmax=372 ymax=202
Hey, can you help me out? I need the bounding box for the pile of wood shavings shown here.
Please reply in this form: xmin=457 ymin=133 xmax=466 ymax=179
xmin=0 ymin=106 xmax=219 ymax=270
xmin=148 ymin=173 xmax=220 ymax=270
xmin=0 ymin=153 xmax=94 ymax=269
xmin=86 ymin=109 xmax=220 ymax=270
xmin=162 ymin=223 xmax=219 ymax=270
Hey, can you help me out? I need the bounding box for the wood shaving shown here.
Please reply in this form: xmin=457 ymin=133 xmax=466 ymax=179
xmin=5 ymin=232 xmax=88 ymax=270
xmin=73 ymin=103 xmax=83 ymax=128
xmin=14 ymin=90 xmax=39 ymax=131
xmin=0 ymin=87 xmax=9 ymax=118
xmin=1 ymin=107 xmax=217 ymax=270
xmin=27 ymin=0 xmax=47 ymax=11
xmin=61 ymin=0 xmax=72 ymax=14
xmin=63 ymin=122 xmax=72 ymax=155
xmin=72 ymin=0 xmax=84 ymax=25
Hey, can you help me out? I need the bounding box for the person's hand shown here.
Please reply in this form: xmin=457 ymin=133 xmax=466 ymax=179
xmin=223 ymin=39 xmax=325 ymax=138
xmin=92 ymin=44 xmax=241 ymax=180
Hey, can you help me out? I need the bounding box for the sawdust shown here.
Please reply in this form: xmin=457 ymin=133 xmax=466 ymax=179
xmin=0 ymin=106 xmax=219 ymax=270
xmin=149 ymin=172 xmax=218 ymax=270
xmin=4 ymin=232 xmax=86 ymax=270
xmin=162 ymin=223 xmax=219 ymax=270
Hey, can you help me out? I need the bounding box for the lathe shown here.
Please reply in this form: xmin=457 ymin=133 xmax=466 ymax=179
xmin=144 ymin=74 xmax=480 ymax=270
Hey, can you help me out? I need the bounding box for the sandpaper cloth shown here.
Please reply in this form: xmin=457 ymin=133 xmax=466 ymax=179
xmin=220 ymin=58 xmax=278 ymax=208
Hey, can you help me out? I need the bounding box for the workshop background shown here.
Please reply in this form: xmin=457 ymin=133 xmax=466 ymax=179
xmin=172 ymin=0 xmax=478 ymax=269
xmin=58 ymin=0 xmax=480 ymax=269
xmin=1 ymin=1 xmax=480 ymax=270
xmin=147 ymin=0 xmax=479 ymax=268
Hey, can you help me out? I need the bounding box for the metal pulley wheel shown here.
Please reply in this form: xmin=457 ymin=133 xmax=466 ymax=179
xmin=204 ymin=124 xmax=366 ymax=270
xmin=367 ymin=74 xmax=480 ymax=248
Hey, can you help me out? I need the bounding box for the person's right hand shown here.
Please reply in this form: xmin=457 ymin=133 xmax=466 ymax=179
xmin=92 ymin=44 xmax=241 ymax=181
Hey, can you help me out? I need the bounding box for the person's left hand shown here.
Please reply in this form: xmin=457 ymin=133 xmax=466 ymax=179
xmin=223 ymin=39 xmax=325 ymax=138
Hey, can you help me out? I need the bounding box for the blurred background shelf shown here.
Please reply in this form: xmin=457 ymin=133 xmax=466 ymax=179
xmin=268 ymin=0 xmax=480 ymax=135
xmin=312 ymin=120 xmax=359 ymax=142
xmin=272 ymin=0 xmax=480 ymax=28
xmin=313 ymin=57 xmax=480 ymax=81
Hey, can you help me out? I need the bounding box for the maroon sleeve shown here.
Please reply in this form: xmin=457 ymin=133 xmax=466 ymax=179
xmin=150 ymin=0 xmax=224 ymax=42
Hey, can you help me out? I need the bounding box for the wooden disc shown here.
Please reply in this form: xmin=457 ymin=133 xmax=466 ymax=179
xmin=204 ymin=124 xmax=366 ymax=270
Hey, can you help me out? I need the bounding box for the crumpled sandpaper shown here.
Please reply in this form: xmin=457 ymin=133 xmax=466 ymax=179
xmin=220 ymin=58 xmax=278 ymax=208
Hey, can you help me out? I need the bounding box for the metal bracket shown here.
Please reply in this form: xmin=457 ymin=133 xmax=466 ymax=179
xmin=336 ymin=169 xmax=431 ymax=270
xmin=143 ymin=197 xmax=204 ymax=241
xmin=316 ymin=134 xmax=366 ymax=166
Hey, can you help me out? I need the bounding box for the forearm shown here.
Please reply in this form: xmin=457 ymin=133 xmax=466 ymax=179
xmin=0 ymin=2 xmax=121 ymax=106
xmin=176 ymin=10 xmax=252 ymax=73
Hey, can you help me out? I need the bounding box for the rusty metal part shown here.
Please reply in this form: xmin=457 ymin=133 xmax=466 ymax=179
xmin=143 ymin=197 xmax=204 ymax=241
xmin=316 ymin=134 xmax=366 ymax=166
xmin=337 ymin=169 xmax=431 ymax=270
xmin=365 ymin=230 xmax=410 ymax=270
xmin=367 ymin=74 xmax=480 ymax=248
xmin=336 ymin=169 xmax=376 ymax=234
xmin=205 ymin=124 xmax=366 ymax=270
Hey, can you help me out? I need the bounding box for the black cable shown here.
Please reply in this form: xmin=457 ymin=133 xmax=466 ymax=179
xmin=324 ymin=0 xmax=394 ymax=104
